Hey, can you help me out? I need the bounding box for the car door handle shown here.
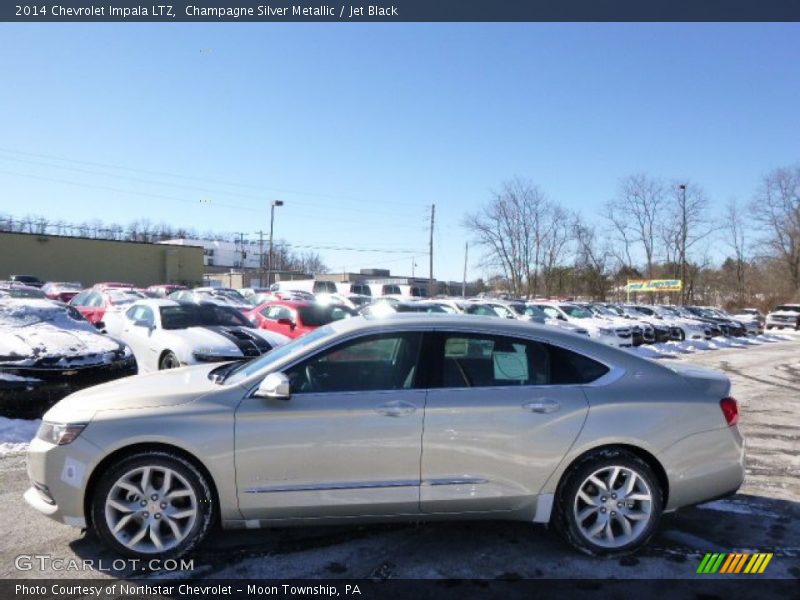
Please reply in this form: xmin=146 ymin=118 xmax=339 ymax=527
xmin=376 ymin=400 xmax=417 ymax=417
xmin=522 ymin=399 xmax=560 ymax=414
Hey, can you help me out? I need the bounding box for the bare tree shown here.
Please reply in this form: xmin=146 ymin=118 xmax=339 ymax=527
xmin=573 ymin=215 xmax=613 ymax=299
xmin=605 ymin=174 xmax=666 ymax=278
xmin=463 ymin=178 xmax=562 ymax=297
xmin=723 ymin=199 xmax=749 ymax=304
xmin=667 ymin=181 xmax=711 ymax=302
xmin=751 ymin=165 xmax=800 ymax=292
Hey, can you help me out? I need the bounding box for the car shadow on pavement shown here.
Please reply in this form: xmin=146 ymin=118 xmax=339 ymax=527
xmin=65 ymin=493 xmax=800 ymax=580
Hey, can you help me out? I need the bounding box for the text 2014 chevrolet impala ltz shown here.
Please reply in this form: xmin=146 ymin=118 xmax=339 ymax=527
xmin=25 ymin=314 xmax=745 ymax=558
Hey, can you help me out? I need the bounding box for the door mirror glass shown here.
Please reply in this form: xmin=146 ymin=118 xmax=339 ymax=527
xmin=255 ymin=372 xmax=291 ymax=400
xmin=277 ymin=317 xmax=295 ymax=328
xmin=94 ymin=321 xmax=106 ymax=330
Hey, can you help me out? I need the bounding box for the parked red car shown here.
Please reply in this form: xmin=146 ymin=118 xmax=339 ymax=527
xmin=244 ymin=300 xmax=356 ymax=338
xmin=69 ymin=287 xmax=147 ymax=324
xmin=41 ymin=282 xmax=82 ymax=303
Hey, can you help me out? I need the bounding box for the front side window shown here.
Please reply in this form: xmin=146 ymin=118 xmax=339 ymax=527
xmin=285 ymin=332 xmax=422 ymax=394
xmin=435 ymin=333 xmax=608 ymax=388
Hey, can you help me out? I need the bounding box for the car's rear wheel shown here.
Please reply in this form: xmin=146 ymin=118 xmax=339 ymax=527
xmin=554 ymin=449 xmax=662 ymax=556
xmin=159 ymin=351 xmax=180 ymax=370
xmin=91 ymin=452 xmax=215 ymax=559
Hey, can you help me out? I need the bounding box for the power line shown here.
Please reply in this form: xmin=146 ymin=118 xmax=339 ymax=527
xmin=0 ymin=155 xmax=425 ymax=222
xmin=0 ymin=147 xmax=430 ymax=210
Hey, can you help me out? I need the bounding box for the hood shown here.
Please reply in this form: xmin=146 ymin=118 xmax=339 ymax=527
xmin=768 ymin=310 xmax=800 ymax=317
xmin=0 ymin=324 xmax=123 ymax=368
xmin=665 ymin=363 xmax=731 ymax=398
xmin=43 ymin=363 xmax=220 ymax=423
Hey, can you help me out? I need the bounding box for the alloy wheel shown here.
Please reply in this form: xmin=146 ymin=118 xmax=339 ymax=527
xmin=104 ymin=465 xmax=198 ymax=554
xmin=572 ymin=465 xmax=653 ymax=549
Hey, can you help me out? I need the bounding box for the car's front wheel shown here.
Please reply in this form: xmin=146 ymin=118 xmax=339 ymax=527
xmin=554 ymin=449 xmax=662 ymax=556
xmin=91 ymin=452 xmax=215 ymax=559
xmin=159 ymin=351 xmax=181 ymax=370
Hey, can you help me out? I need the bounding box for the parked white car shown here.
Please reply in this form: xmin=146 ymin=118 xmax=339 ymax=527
xmin=765 ymin=304 xmax=800 ymax=330
xmin=531 ymin=303 xmax=633 ymax=347
xmin=169 ymin=288 xmax=252 ymax=311
xmin=104 ymin=299 xmax=288 ymax=373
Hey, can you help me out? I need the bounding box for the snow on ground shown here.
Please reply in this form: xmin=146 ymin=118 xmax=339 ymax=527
xmin=626 ymin=333 xmax=794 ymax=360
xmin=0 ymin=416 xmax=40 ymax=455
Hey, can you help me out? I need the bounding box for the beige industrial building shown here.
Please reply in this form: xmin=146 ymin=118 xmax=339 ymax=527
xmin=0 ymin=231 xmax=204 ymax=287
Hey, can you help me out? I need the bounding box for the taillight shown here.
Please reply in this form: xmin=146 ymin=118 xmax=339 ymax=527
xmin=720 ymin=397 xmax=739 ymax=427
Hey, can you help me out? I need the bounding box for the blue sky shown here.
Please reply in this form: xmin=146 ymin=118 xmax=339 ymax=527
xmin=0 ymin=23 xmax=798 ymax=280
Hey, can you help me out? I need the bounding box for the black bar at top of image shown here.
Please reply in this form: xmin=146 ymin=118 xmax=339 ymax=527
xmin=2 ymin=0 xmax=800 ymax=23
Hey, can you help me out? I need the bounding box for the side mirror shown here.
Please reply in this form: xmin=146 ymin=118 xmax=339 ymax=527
xmin=94 ymin=321 xmax=106 ymax=330
xmin=277 ymin=317 xmax=296 ymax=329
xmin=254 ymin=372 xmax=291 ymax=400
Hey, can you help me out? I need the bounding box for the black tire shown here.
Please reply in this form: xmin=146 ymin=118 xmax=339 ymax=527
xmin=159 ymin=351 xmax=180 ymax=370
xmin=91 ymin=451 xmax=216 ymax=559
xmin=553 ymin=449 xmax=663 ymax=556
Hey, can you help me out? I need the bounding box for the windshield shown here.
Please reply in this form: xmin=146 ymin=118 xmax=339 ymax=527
xmin=160 ymin=304 xmax=250 ymax=329
xmin=560 ymin=305 xmax=592 ymax=319
xmin=223 ymin=324 xmax=335 ymax=385
xmin=107 ymin=290 xmax=145 ymax=305
xmin=590 ymin=305 xmax=617 ymax=316
xmin=775 ymin=305 xmax=800 ymax=313
xmin=297 ymin=305 xmax=354 ymax=326
xmin=394 ymin=304 xmax=446 ymax=313
xmin=524 ymin=306 xmax=548 ymax=319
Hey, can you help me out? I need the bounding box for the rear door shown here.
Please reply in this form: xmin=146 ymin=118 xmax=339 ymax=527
xmin=420 ymin=331 xmax=596 ymax=514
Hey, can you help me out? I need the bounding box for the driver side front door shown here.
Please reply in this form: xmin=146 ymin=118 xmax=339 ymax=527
xmin=234 ymin=331 xmax=426 ymax=521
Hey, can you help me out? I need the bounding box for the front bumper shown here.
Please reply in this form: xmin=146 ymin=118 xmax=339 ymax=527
xmin=24 ymin=434 xmax=104 ymax=528
xmin=0 ymin=358 xmax=137 ymax=419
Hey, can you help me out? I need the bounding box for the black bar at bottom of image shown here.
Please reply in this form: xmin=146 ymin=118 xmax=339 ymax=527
xmin=4 ymin=579 xmax=799 ymax=600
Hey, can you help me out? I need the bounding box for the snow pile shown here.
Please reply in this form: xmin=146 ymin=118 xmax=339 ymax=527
xmin=0 ymin=299 xmax=120 ymax=367
xmin=0 ymin=416 xmax=40 ymax=455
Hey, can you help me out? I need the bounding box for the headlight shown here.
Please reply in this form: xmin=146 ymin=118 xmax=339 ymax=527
xmin=123 ymin=345 xmax=133 ymax=358
xmin=36 ymin=422 xmax=87 ymax=446
xmin=598 ymin=327 xmax=614 ymax=335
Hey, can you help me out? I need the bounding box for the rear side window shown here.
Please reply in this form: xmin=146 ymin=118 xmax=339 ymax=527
xmin=434 ymin=333 xmax=608 ymax=388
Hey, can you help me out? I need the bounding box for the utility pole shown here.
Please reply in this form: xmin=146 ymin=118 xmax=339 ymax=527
xmin=236 ymin=232 xmax=247 ymax=267
xmin=256 ymin=230 xmax=266 ymax=286
xmin=428 ymin=203 xmax=435 ymax=296
xmin=462 ymin=242 xmax=468 ymax=298
xmin=267 ymin=200 xmax=284 ymax=287
xmin=679 ymin=184 xmax=687 ymax=304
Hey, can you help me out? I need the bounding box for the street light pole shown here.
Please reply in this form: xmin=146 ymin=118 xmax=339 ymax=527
xmin=679 ymin=184 xmax=687 ymax=304
xmin=267 ymin=200 xmax=284 ymax=287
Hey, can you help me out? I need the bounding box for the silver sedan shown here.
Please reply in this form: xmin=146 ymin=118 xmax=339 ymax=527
xmin=25 ymin=314 xmax=745 ymax=558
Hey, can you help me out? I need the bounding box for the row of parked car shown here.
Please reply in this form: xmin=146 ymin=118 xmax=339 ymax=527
xmin=1 ymin=275 xmax=798 ymax=418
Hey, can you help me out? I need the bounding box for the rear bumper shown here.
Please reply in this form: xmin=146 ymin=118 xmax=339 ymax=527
xmin=659 ymin=425 xmax=745 ymax=511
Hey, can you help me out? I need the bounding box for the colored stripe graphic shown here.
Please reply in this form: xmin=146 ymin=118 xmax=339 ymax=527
xmin=734 ymin=553 xmax=750 ymax=573
xmin=699 ymin=552 xmax=773 ymax=575
xmin=758 ymin=554 xmax=773 ymax=573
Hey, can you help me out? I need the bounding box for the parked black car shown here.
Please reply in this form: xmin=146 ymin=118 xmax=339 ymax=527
xmin=684 ymin=306 xmax=747 ymax=337
xmin=9 ymin=274 xmax=45 ymax=288
xmin=0 ymin=299 xmax=137 ymax=418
